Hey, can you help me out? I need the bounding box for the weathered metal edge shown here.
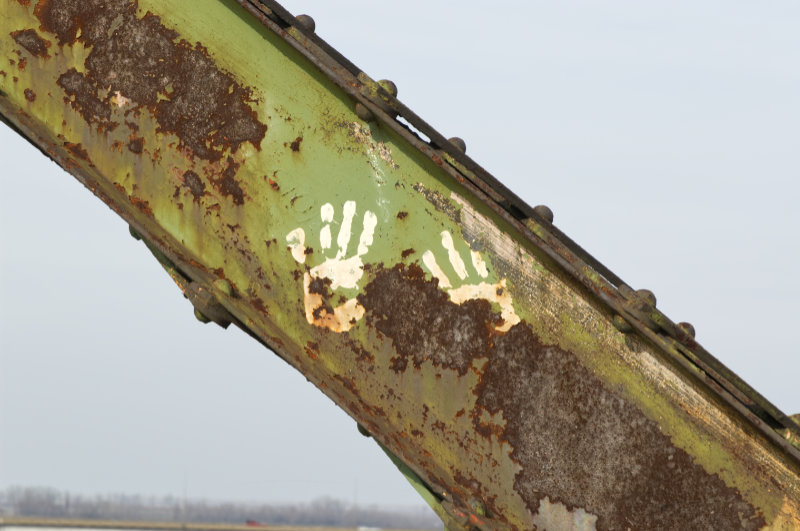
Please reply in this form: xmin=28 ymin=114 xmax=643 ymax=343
xmin=234 ymin=0 xmax=800 ymax=459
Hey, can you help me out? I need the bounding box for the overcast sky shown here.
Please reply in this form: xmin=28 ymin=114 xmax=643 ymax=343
xmin=2 ymin=0 xmax=799 ymax=510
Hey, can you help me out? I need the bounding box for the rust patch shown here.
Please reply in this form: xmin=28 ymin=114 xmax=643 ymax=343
xmin=268 ymin=178 xmax=279 ymax=191
xmin=209 ymin=157 xmax=245 ymax=205
xmin=127 ymin=137 xmax=143 ymax=154
xmin=475 ymin=325 xmax=766 ymax=529
xmin=63 ymin=141 xmax=89 ymax=162
xmin=57 ymin=68 xmax=113 ymax=128
xmin=289 ymin=136 xmax=302 ymax=152
xmin=305 ymin=341 xmax=319 ymax=360
xmin=359 ymin=264 xmax=500 ymax=375
xmin=308 ymin=276 xmax=335 ymax=321
xmin=251 ymin=297 xmax=269 ymax=316
xmin=130 ymin=196 xmax=152 ymax=216
xmin=360 ymin=264 xmax=764 ymax=529
xmin=17 ymin=0 xmax=31 ymax=6
xmin=401 ymin=248 xmax=415 ymax=258
xmin=182 ymin=170 xmax=206 ymax=201
xmin=11 ymin=29 xmax=51 ymax=58
xmin=397 ymin=211 xmax=408 ymax=219
xmin=35 ymin=0 xmax=267 ymax=161
xmin=16 ymin=56 xmax=27 ymax=71
xmin=24 ymin=88 xmax=36 ymax=102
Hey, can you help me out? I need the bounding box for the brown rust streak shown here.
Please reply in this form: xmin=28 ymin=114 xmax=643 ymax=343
xmin=11 ymin=29 xmax=51 ymax=58
xmin=359 ymin=264 xmax=765 ymax=530
xmin=63 ymin=141 xmax=90 ymax=162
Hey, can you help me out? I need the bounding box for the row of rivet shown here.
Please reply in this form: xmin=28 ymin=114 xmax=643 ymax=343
xmin=290 ymin=13 xmax=699 ymax=348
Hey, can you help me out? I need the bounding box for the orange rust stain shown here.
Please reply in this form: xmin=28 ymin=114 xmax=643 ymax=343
xmin=304 ymin=341 xmax=319 ymax=360
xmin=129 ymin=196 xmax=152 ymax=216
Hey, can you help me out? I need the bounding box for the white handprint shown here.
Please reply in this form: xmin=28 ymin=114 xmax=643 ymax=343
xmin=286 ymin=201 xmax=377 ymax=332
xmin=422 ymin=230 xmax=520 ymax=332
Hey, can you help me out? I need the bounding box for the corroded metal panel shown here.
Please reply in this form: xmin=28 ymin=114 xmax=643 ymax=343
xmin=2 ymin=1 xmax=799 ymax=529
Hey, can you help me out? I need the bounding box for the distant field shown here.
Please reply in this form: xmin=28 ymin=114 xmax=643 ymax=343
xmin=0 ymin=518 xmax=439 ymax=531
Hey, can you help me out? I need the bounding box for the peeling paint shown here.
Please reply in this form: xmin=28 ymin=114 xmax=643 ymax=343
xmin=532 ymin=497 xmax=598 ymax=531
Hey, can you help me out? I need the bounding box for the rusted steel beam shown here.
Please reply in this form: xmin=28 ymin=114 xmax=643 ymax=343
xmin=2 ymin=1 xmax=799 ymax=529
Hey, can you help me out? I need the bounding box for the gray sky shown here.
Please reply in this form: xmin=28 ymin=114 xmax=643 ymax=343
xmin=2 ymin=0 xmax=799 ymax=509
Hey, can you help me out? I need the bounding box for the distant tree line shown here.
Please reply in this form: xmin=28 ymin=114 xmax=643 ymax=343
xmin=0 ymin=486 xmax=439 ymax=529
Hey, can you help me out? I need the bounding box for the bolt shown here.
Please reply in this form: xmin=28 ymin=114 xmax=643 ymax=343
xmin=357 ymin=423 xmax=371 ymax=438
xmin=471 ymin=499 xmax=487 ymax=517
xmin=295 ymin=14 xmax=315 ymax=32
xmin=636 ymin=289 xmax=656 ymax=307
xmin=129 ymin=225 xmax=141 ymax=240
xmin=677 ymin=321 xmax=696 ymax=338
xmin=378 ymin=79 xmax=398 ymax=97
xmin=355 ymin=102 xmax=374 ymax=122
xmin=194 ymin=308 xmax=211 ymax=324
xmin=533 ymin=204 xmax=554 ymax=223
xmin=213 ymin=278 xmax=234 ymax=297
xmin=448 ymin=137 xmax=466 ymax=153
xmin=613 ymin=314 xmax=633 ymax=333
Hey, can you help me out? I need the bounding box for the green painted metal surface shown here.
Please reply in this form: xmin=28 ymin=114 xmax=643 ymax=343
xmin=2 ymin=1 xmax=800 ymax=529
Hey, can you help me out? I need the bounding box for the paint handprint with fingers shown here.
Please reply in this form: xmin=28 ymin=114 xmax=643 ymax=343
xmin=422 ymin=230 xmax=520 ymax=332
xmin=286 ymin=201 xmax=377 ymax=332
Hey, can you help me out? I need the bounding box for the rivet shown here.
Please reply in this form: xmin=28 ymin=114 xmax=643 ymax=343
xmin=378 ymin=79 xmax=398 ymax=97
xmin=471 ymin=499 xmax=487 ymax=517
xmin=613 ymin=314 xmax=632 ymax=333
xmin=448 ymin=136 xmax=466 ymax=153
xmin=636 ymin=289 xmax=657 ymax=307
xmin=194 ymin=308 xmax=211 ymax=324
xmin=357 ymin=423 xmax=371 ymax=438
xmin=678 ymin=322 xmax=696 ymax=338
xmin=355 ymin=102 xmax=374 ymax=122
xmin=129 ymin=225 xmax=141 ymax=240
xmin=533 ymin=204 xmax=554 ymax=223
xmin=213 ymin=278 xmax=234 ymax=297
xmin=295 ymin=14 xmax=315 ymax=32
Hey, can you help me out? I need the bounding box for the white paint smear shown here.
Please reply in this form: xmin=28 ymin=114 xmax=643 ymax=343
xmin=286 ymin=228 xmax=306 ymax=264
xmin=448 ymin=279 xmax=520 ymax=332
xmin=357 ymin=211 xmax=378 ymax=256
xmin=320 ymin=225 xmax=331 ymax=250
xmin=337 ymin=200 xmax=357 ymax=258
xmin=320 ymin=203 xmax=334 ymax=222
xmin=471 ymin=250 xmax=489 ymax=278
xmin=441 ymin=230 xmax=468 ymax=280
xmin=422 ymin=250 xmax=452 ymax=288
xmin=310 ymin=256 xmax=364 ymax=291
xmin=302 ymin=272 xmax=364 ymax=333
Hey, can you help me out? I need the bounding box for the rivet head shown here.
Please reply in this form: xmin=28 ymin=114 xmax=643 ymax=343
xmin=355 ymin=102 xmax=374 ymax=122
xmin=214 ymin=278 xmax=234 ymax=297
xmin=295 ymin=14 xmax=315 ymax=32
xmin=378 ymin=79 xmax=398 ymax=97
xmin=357 ymin=423 xmax=371 ymax=438
xmin=194 ymin=308 xmax=211 ymax=324
xmin=533 ymin=204 xmax=554 ymax=223
xmin=678 ymin=321 xmax=696 ymax=338
xmin=636 ymin=289 xmax=657 ymax=307
xmin=471 ymin=499 xmax=487 ymax=517
xmin=613 ymin=314 xmax=633 ymax=333
xmin=448 ymin=136 xmax=466 ymax=153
